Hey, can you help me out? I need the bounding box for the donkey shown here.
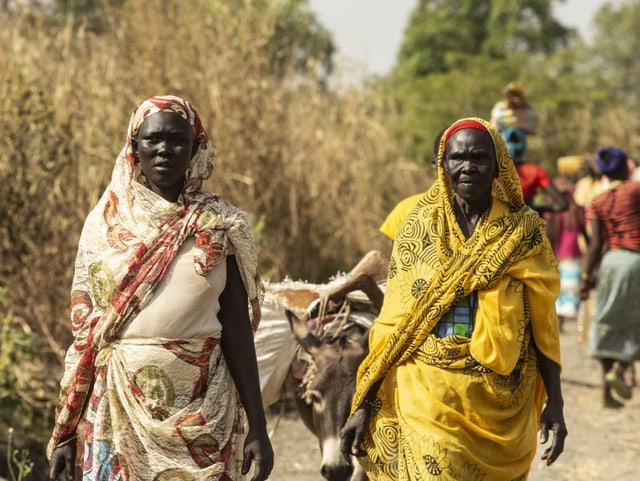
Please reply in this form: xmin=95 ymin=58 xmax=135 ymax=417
xmin=257 ymin=250 xmax=387 ymax=481
xmin=285 ymin=300 xmax=373 ymax=481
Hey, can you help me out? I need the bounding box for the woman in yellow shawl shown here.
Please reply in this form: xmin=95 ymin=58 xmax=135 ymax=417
xmin=48 ymin=96 xmax=273 ymax=481
xmin=340 ymin=118 xmax=566 ymax=481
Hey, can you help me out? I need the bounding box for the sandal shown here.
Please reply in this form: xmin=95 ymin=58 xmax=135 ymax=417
xmin=605 ymin=372 xmax=632 ymax=400
xmin=603 ymin=398 xmax=625 ymax=409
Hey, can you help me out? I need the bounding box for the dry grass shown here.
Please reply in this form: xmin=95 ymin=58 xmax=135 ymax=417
xmin=0 ymin=1 xmax=424 ymax=455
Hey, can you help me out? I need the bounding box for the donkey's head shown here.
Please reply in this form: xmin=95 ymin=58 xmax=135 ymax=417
xmin=286 ymin=308 xmax=369 ymax=481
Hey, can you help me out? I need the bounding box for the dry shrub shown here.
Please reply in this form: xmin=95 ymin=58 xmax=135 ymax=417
xmin=0 ymin=0 xmax=414 ymax=453
xmin=592 ymin=105 xmax=639 ymax=152
xmin=527 ymin=96 xmax=639 ymax=176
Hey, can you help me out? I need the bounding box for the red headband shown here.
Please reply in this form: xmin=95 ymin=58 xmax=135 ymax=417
xmin=444 ymin=119 xmax=489 ymax=143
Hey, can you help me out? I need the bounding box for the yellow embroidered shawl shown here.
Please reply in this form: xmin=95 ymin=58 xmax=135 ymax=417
xmin=352 ymin=118 xmax=561 ymax=481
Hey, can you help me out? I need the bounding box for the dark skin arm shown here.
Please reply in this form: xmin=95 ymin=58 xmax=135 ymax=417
xmin=579 ymin=219 xmax=604 ymax=300
xmin=341 ymin=352 xmax=568 ymax=465
xmin=536 ymin=348 xmax=567 ymax=465
xmin=219 ymin=255 xmax=273 ymax=481
xmin=579 ymin=219 xmax=590 ymax=247
xmin=48 ymin=436 xmax=76 ymax=480
xmin=339 ymin=379 xmax=382 ymax=460
xmin=546 ymin=184 xmax=569 ymax=212
xmin=50 ymin=256 xmax=275 ymax=481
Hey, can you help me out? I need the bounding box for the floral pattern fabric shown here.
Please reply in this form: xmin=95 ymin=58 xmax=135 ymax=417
xmin=48 ymin=96 xmax=263 ymax=481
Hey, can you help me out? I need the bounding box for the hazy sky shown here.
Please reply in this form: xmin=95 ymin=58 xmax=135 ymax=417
xmin=308 ymin=0 xmax=624 ymax=77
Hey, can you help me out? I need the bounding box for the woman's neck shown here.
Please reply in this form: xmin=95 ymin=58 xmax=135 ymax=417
xmin=453 ymin=197 xmax=490 ymax=238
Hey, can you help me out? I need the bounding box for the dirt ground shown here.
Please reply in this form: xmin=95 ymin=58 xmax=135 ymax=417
xmin=266 ymin=317 xmax=640 ymax=480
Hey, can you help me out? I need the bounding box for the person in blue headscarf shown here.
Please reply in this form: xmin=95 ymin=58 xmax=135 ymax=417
xmin=501 ymin=126 xmax=567 ymax=214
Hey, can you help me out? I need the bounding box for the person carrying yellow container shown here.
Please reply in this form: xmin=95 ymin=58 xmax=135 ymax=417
xmin=490 ymin=81 xmax=538 ymax=135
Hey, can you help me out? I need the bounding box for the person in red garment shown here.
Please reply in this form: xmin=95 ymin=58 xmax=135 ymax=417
xmin=545 ymin=178 xmax=588 ymax=332
xmin=579 ymin=146 xmax=640 ymax=408
xmin=501 ymin=126 xmax=567 ymax=214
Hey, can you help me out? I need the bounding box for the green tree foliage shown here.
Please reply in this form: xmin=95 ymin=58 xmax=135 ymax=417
xmin=45 ymin=0 xmax=126 ymax=32
xmin=265 ymin=0 xmax=335 ymax=83
xmin=388 ymin=0 xmax=575 ymax=165
xmin=395 ymin=0 xmax=491 ymax=78
xmin=517 ymin=0 xmax=640 ymax=162
xmin=589 ymin=1 xmax=640 ymax=109
xmin=482 ymin=0 xmax=573 ymax=58
xmin=390 ymin=55 xmax=527 ymax=164
xmin=396 ymin=0 xmax=572 ymax=79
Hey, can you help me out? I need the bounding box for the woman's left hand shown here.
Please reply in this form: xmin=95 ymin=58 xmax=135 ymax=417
xmin=578 ymin=278 xmax=593 ymax=300
xmin=242 ymin=427 xmax=274 ymax=481
xmin=539 ymin=398 xmax=567 ymax=465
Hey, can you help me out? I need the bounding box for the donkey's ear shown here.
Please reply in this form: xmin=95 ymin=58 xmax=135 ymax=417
xmin=360 ymin=327 xmax=371 ymax=351
xmin=285 ymin=308 xmax=321 ymax=353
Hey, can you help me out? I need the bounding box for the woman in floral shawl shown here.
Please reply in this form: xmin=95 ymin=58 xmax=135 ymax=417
xmin=340 ymin=118 xmax=566 ymax=481
xmin=48 ymin=95 xmax=273 ymax=481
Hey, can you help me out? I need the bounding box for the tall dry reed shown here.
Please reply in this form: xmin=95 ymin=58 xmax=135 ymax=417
xmin=0 ymin=1 xmax=428 ymax=461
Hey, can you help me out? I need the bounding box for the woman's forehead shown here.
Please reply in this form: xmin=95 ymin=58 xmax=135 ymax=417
xmin=138 ymin=111 xmax=192 ymax=134
xmin=131 ymin=101 xmax=191 ymax=137
xmin=445 ymin=128 xmax=494 ymax=150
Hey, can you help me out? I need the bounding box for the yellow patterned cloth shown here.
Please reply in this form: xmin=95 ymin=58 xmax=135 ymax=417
xmin=352 ymin=118 xmax=561 ymax=481
xmin=379 ymin=193 xmax=424 ymax=241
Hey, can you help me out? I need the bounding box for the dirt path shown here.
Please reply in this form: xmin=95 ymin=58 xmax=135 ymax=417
xmin=266 ymin=317 xmax=640 ymax=480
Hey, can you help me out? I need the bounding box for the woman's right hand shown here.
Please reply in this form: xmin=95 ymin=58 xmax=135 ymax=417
xmin=49 ymin=444 xmax=76 ymax=481
xmin=578 ymin=279 xmax=592 ymax=300
xmin=241 ymin=426 xmax=274 ymax=481
xmin=339 ymin=407 xmax=370 ymax=460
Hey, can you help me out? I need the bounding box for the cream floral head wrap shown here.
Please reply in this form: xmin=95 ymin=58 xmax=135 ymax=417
xmin=115 ymin=95 xmax=215 ymax=197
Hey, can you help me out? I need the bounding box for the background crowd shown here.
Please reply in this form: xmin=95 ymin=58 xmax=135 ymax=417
xmin=488 ymin=83 xmax=640 ymax=410
xmin=381 ymin=80 xmax=640 ymax=413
